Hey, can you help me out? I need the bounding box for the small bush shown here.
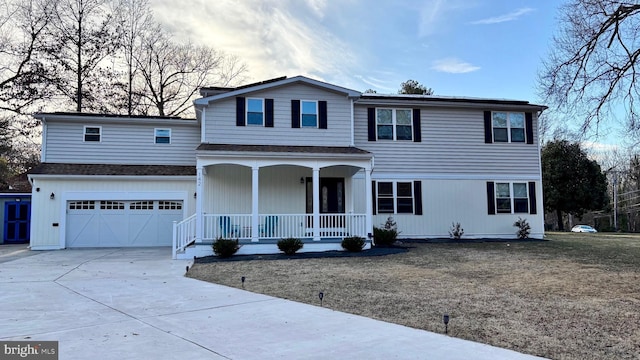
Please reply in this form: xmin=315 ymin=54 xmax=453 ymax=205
xmin=374 ymin=216 xmax=399 ymax=247
xmin=342 ymin=236 xmax=365 ymax=252
xmin=374 ymin=227 xmax=398 ymax=247
xmin=212 ymin=237 xmax=240 ymax=258
xmin=277 ymin=237 xmax=303 ymax=255
xmin=449 ymin=222 xmax=464 ymax=239
xmin=514 ymin=217 xmax=531 ymax=239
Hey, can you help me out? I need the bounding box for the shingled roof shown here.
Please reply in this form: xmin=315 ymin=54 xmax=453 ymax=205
xmin=196 ymin=144 xmax=371 ymax=155
xmin=28 ymin=163 xmax=196 ymax=176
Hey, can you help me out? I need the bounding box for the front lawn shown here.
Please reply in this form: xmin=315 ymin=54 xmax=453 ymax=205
xmin=187 ymin=233 xmax=640 ymax=359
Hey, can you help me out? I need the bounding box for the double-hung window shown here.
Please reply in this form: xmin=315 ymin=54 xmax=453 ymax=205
xmin=246 ymin=98 xmax=264 ymax=125
xmin=492 ymin=112 xmax=525 ymax=143
xmin=84 ymin=126 xmax=101 ymax=142
xmin=301 ymin=100 xmax=318 ymax=127
xmin=376 ymin=181 xmax=414 ymax=214
xmin=154 ymin=128 xmax=171 ymax=144
xmin=495 ymin=182 xmax=529 ymax=214
xmin=376 ymin=109 xmax=413 ymax=141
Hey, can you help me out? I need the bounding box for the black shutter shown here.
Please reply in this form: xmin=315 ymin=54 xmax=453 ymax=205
xmin=487 ymin=181 xmax=496 ymax=215
xmin=372 ymin=181 xmax=377 ymax=215
xmin=319 ymin=101 xmax=327 ymax=129
xmin=484 ymin=111 xmax=492 ymax=143
xmin=525 ymin=112 xmax=534 ymax=144
xmin=414 ymin=180 xmax=423 ymax=215
xmin=367 ymin=108 xmax=376 ymax=141
xmin=413 ymin=109 xmax=421 ymax=142
xmin=291 ymin=100 xmax=300 ymax=128
xmin=265 ymin=99 xmax=274 ymax=127
xmin=528 ymin=181 xmax=537 ymax=214
xmin=236 ymin=97 xmax=245 ymax=126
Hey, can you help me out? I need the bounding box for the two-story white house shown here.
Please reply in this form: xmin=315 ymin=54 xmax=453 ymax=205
xmin=27 ymin=76 xmax=546 ymax=259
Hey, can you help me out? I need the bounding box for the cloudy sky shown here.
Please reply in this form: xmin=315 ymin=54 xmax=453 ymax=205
xmin=151 ymin=0 xmax=557 ymax=103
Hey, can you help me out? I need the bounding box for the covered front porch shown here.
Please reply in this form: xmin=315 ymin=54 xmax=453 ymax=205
xmin=173 ymin=144 xmax=373 ymax=259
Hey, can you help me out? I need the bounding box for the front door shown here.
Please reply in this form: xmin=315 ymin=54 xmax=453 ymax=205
xmin=4 ymin=201 xmax=30 ymax=243
xmin=305 ymin=177 xmax=345 ymax=214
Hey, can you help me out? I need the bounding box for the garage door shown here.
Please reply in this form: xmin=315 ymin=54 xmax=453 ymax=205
xmin=66 ymin=200 xmax=183 ymax=247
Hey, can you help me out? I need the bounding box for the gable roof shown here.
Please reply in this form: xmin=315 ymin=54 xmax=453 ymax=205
xmin=194 ymin=76 xmax=361 ymax=106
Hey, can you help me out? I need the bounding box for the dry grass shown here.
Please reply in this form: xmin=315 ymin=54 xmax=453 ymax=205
xmin=187 ymin=233 xmax=640 ymax=359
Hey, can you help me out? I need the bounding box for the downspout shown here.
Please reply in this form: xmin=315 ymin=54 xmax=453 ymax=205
xmin=41 ymin=116 xmax=47 ymax=163
xmin=350 ymin=98 xmax=355 ymax=146
xmin=197 ymin=107 xmax=206 ymax=143
xmin=536 ymin=109 xmax=545 ymax=237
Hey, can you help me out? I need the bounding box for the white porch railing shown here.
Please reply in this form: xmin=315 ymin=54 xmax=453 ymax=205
xmin=202 ymin=213 xmax=367 ymax=241
xmin=172 ymin=213 xmax=197 ymax=259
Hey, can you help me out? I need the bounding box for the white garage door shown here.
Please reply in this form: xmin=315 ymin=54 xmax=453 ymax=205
xmin=66 ymin=200 xmax=183 ymax=247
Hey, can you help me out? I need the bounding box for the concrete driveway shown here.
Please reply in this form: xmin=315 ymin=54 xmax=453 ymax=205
xmin=0 ymin=248 xmax=545 ymax=359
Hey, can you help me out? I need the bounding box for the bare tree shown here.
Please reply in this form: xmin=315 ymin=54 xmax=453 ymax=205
xmin=135 ymin=32 xmax=247 ymax=117
xmin=0 ymin=0 xmax=56 ymax=115
xmin=540 ymin=1 xmax=640 ymax=138
xmin=114 ymin=0 xmax=158 ymax=115
xmin=44 ymin=0 xmax=121 ymax=112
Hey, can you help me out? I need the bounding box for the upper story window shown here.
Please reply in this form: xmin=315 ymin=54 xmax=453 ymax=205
xmin=84 ymin=126 xmax=101 ymax=142
xmin=376 ymin=108 xmax=413 ymax=141
xmin=492 ymin=112 xmax=525 ymax=143
xmin=301 ymin=100 xmax=318 ymax=127
xmin=154 ymin=128 xmax=171 ymax=144
xmin=246 ymin=98 xmax=264 ymax=126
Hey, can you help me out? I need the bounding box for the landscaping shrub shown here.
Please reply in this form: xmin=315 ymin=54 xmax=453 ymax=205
xmin=277 ymin=237 xmax=303 ymax=255
xmin=449 ymin=222 xmax=464 ymax=240
xmin=341 ymin=236 xmax=365 ymax=252
xmin=374 ymin=216 xmax=398 ymax=247
xmin=212 ymin=237 xmax=240 ymax=258
xmin=514 ymin=217 xmax=531 ymax=239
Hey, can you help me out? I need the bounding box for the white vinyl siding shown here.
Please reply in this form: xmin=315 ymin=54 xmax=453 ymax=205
xmin=353 ymin=178 xmax=543 ymax=240
xmin=203 ymin=83 xmax=352 ymax=146
xmin=45 ymin=121 xmax=199 ymax=165
xmin=355 ymin=106 xmax=540 ymax=177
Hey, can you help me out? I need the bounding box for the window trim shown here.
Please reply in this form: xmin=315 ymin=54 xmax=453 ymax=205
xmin=494 ymin=182 xmax=529 ymax=214
xmin=154 ymin=128 xmax=171 ymax=144
xmin=246 ymin=97 xmax=265 ymax=126
xmin=375 ymin=180 xmax=415 ymax=214
xmin=300 ymin=100 xmax=318 ymax=128
xmin=376 ymin=108 xmax=413 ymax=141
xmin=83 ymin=126 xmax=101 ymax=142
xmin=492 ymin=111 xmax=526 ymax=143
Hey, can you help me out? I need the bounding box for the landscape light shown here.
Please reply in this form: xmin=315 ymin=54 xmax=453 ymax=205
xmin=319 ymin=292 xmax=324 ymax=307
xmin=443 ymin=314 xmax=450 ymax=334
xmin=241 ymin=276 xmax=245 ymax=288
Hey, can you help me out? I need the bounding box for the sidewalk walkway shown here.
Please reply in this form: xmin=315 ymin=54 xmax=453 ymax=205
xmin=0 ymin=247 xmax=545 ymax=359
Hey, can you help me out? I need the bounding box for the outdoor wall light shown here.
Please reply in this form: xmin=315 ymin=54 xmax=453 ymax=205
xmin=300 ymin=177 xmax=304 ymax=184
xmin=194 ymin=192 xmax=197 ymax=198
xmin=50 ymin=192 xmax=55 ymax=200
xmin=443 ymin=314 xmax=450 ymax=334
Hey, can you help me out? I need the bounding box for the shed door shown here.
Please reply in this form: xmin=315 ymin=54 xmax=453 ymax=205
xmin=4 ymin=201 xmax=30 ymax=243
xmin=66 ymin=200 xmax=183 ymax=247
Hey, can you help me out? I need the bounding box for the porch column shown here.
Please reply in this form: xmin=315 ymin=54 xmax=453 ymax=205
xmin=365 ymin=167 xmax=373 ymax=242
xmin=312 ymin=166 xmax=320 ymax=241
xmin=196 ymin=165 xmax=204 ymax=243
xmin=251 ymin=166 xmax=260 ymax=242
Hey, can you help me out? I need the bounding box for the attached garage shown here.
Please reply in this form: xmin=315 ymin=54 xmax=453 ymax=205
xmin=66 ymin=200 xmax=184 ymax=247
xmin=27 ymin=163 xmax=197 ymax=250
